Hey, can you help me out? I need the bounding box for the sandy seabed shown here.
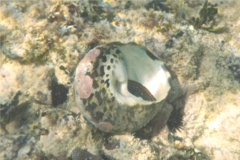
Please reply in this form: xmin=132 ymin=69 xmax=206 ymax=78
xmin=0 ymin=0 xmax=240 ymax=159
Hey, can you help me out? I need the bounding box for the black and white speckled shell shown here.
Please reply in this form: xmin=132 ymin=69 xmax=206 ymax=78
xmin=74 ymin=42 xmax=171 ymax=133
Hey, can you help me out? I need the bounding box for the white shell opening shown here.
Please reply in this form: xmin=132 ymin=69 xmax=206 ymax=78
xmin=111 ymin=43 xmax=171 ymax=105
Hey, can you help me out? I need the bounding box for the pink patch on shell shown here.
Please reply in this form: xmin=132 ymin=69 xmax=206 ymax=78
xmin=78 ymin=75 xmax=93 ymax=99
xmin=75 ymin=48 xmax=101 ymax=99
xmin=82 ymin=48 xmax=101 ymax=63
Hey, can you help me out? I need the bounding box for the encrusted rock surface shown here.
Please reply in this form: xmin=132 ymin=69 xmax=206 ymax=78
xmin=0 ymin=0 xmax=240 ymax=159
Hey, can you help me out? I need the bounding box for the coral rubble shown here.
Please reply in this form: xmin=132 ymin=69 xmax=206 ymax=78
xmin=0 ymin=0 xmax=240 ymax=159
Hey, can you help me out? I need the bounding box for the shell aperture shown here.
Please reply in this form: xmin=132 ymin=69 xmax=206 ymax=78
xmin=74 ymin=42 xmax=171 ymax=133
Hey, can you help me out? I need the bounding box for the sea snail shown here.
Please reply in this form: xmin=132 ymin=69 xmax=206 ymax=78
xmin=74 ymin=42 xmax=171 ymax=133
